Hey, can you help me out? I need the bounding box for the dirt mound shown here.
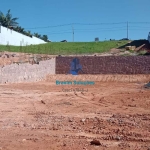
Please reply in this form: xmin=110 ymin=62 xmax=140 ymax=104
xmin=0 ymin=51 xmax=55 ymax=66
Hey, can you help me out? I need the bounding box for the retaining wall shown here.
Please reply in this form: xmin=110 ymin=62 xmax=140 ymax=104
xmin=0 ymin=58 xmax=55 ymax=83
xmin=1 ymin=56 xmax=150 ymax=84
xmin=0 ymin=26 xmax=46 ymax=46
xmin=56 ymin=56 xmax=150 ymax=74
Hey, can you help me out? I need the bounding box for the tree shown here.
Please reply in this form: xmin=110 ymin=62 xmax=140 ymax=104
xmin=0 ymin=9 xmax=19 ymax=28
xmin=27 ymin=30 xmax=32 ymax=37
xmin=34 ymin=33 xmax=41 ymax=38
xmin=14 ymin=26 xmax=24 ymax=33
xmin=41 ymin=35 xmax=48 ymax=42
xmin=0 ymin=11 xmax=6 ymax=26
xmin=33 ymin=33 xmax=38 ymax=37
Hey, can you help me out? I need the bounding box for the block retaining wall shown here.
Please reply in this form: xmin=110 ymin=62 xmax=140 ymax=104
xmin=56 ymin=56 xmax=150 ymax=74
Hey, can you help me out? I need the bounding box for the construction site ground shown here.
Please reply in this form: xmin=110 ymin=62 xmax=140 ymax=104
xmin=0 ymin=75 xmax=150 ymax=150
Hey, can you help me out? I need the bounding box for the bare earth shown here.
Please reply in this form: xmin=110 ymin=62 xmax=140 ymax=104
xmin=0 ymin=75 xmax=150 ymax=150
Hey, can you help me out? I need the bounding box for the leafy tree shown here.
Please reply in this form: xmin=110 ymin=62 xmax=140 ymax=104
xmin=33 ymin=33 xmax=38 ymax=37
xmin=27 ymin=30 xmax=32 ymax=37
xmin=0 ymin=12 xmax=6 ymax=26
xmin=41 ymin=35 xmax=48 ymax=42
xmin=0 ymin=9 xmax=19 ymax=28
xmin=34 ymin=33 xmax=41 ymax=38
xmin=23 ymin=30 xmax=28 ymax=36
xmin=14 ymin=26 xmax=24 ymax=33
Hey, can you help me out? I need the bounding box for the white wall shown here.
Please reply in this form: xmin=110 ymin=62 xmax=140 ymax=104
xmin=148 ymin=32 xmax=150 ymax=43
xmin=0 ymin=26 xmax=46 ymax=46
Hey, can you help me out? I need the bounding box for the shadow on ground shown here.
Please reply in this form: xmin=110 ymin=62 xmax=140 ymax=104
xmin=118 ymin=40 xmax=149 ymax=49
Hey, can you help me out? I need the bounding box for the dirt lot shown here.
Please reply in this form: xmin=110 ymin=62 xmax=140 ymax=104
xmin=0 ymin=75 xmax=150 ymax=150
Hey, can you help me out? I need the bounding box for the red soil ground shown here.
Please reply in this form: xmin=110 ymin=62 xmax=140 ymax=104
xmin=0 ymin=75 xmax=150 ymax=150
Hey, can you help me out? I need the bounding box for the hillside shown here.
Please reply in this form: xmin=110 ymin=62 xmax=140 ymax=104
xmin=0 ymin=41 xmax=129 ymax=55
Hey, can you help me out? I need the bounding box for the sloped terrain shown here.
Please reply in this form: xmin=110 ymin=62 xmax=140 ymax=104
xmin=118 ymin=40 xmax=150 ymax=54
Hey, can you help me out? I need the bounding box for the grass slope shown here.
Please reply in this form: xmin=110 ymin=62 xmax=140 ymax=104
xmin=0 ymin=41 xmax=128 ymax=55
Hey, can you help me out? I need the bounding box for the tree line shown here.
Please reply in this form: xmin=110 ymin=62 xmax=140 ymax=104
xmin=0 ymin=9 xmax=49 ymax=42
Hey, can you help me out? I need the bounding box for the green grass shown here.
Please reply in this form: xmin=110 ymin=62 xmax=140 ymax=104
xmin=0 ymin=41 xmax=129 ymax=55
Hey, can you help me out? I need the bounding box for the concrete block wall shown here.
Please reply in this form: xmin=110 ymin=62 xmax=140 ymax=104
xmin=0 ymin=26 xmax=46 ymax=46
xmin=56 ymin=56 xmax=150 ymax=74
xmin=0 ymin=58 xmax=55 ymax=83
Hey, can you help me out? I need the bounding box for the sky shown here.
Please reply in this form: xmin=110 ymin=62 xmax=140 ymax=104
xmin=0 ymin=0 xmax=150 ymax=42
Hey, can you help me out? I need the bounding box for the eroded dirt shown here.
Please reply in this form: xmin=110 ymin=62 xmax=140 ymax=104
xmin=0 ymin=75 xmax=150 ymax=150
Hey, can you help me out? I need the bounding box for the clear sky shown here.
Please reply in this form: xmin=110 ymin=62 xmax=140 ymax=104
xmin=1 ymin=0 xmax=150 ymax=42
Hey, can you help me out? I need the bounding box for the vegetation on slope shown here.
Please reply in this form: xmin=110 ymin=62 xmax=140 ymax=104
xmin=0 ymin=41 xmax=129 ymax=55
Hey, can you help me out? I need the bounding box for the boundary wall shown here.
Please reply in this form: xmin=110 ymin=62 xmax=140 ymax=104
xmin=0 ymin=26 xmax=46 ymax=46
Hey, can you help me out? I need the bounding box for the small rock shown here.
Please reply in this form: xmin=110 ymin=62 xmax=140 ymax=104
xmin=90 ymin=139 xmax=101 ymax=146
xmin=41 ymin=100 xmax=45 ymax=104
xmin=31 ymin=124 xmax=35 ymax=129
xmin=22 ymin=139 xmax=26 ymax=142
xmin=81 ymin=119 xmax=86 ymax=122
xmin=116 ymin=136 xmax=121 ymax=141
xmin=68 ymin=118 xmax=73 ymax=122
